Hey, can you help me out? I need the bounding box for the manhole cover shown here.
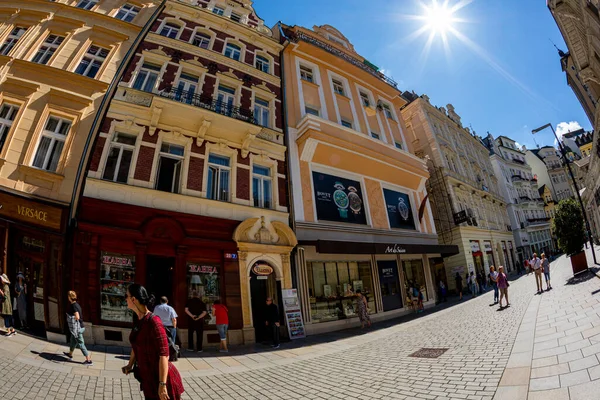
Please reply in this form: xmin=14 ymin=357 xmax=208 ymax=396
xmin=409 ymin=348 xmax=449 ymax=358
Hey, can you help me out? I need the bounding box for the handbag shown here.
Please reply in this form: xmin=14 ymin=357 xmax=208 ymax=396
xmin=132 ymin=363 xmax=142 ymax=383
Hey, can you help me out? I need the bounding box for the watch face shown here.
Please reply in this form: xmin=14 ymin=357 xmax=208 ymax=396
xmin=333 ymin=189 xmax=349 ymax=209
xmin=398 ymin=198 xmax=409 ymax=220
xmin=348 ymin=192 xmax=362 ymax=213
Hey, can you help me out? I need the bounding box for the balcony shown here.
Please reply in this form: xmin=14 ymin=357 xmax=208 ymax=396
xmin=512 ymin=174 xmax=526 ymax=182
xmin=512 ymin=158 xmax=526 ymax=165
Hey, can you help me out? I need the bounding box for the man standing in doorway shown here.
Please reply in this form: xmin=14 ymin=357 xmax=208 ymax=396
xmin=185 ymin=290 xmax=207 ymax=352
xmin=530 ymin=253 xmax=543 ymax=294
xmin=265 ymin=297 xmax=280 ymax=349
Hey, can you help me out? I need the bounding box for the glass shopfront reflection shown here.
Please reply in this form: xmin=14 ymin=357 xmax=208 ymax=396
xmin=402 ymin=259 xmax=428 ymax=302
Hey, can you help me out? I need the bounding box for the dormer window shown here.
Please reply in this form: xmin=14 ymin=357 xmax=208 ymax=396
xmin=212 ymin=6 xmax=225 ymax=16
xmin=224 ymin=43 xmax=241 ymax=61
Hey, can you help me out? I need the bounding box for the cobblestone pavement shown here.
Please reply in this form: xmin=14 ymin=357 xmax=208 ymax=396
xmin=0 ymin=252 xmax=598 ymax=400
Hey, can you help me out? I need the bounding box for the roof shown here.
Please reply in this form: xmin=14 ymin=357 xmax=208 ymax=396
xmin=562 ymin=128 xmax=585 ymax=139
xmin=538 ymin=184 xmax=546 ymax=196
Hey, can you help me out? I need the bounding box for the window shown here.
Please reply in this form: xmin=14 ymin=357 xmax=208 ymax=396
xmin=102 ymin=133 xmax=136 ymax=183
xmin=370 ymin=132 xmax=380 ymax=140
xmin=32 ymin=116 xmax=71 ymax=172
xmin=359 ymin=92 xmax=370 ymax=107
xmin=230 ymin=12 xmax=242 ymax=23
xmin=187 ymin=262 xmax=219 ymax=323
xmin=133 ymin=63 xmax=161 ymax=92
xmin=255 ymin=55 xmax=270 ymax=73
xmin=0 ymin=27 xmax=26 ymax=56
xmin=332 ymin=79 xmax=345 ymax=96
xmin=305 ymin=106 xmax=319 ymax=116
xmin=216 ymin=85 xmax=236 ymax=116
xmin=155 ymin=143 xmax=184 ymax=193
xmin=300 ymin=65 xmax=314 ymax=83
xmin=0 ymin=103 xmax=19 ymax=152
xmin=32 ymin=34 xmax=64 ymax=64
xmin=212 ymin=6 xmax=225 ymax=16
xmin=115 ymin=4 xmax=140 ymax=22
xmin=224 ymin=43 xmax=241 ymax=61
xmin=174 ymin=73 xmax=198 ymax=104
xmin=76 ymin=0 xmax=97 ymax=10
xmin=159 ymin=23 xmax=180 ymax=39
xmin=381 ymin=103 xmax=394 ymax=119
xmin=207 ymin=154 xmax=231 ymax=201
xmin=395 ymin=141 xmax=403 ymax=150
xmin=75 ymin=45 xmax=109 ymax=78
xmin=341 ymin=120 xmax=352 ymax=129
xmin=254 ymin=98 xmax=270 ymax=128
xmin=192 ymin=33 xmax=211 ymax=49
xmin=253 ymin=165 xmax=272 ymax=208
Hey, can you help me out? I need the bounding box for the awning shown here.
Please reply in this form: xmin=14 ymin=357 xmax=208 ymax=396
xmin=299 ymin=240 xmax=460 ymax=257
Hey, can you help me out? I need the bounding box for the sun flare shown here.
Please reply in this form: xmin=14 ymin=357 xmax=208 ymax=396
xmin=424 ymin=1 xmax=455 ymax=34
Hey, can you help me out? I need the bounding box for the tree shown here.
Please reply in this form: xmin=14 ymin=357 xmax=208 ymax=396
xmin=552 ymin=198 xmax=586 ymax=256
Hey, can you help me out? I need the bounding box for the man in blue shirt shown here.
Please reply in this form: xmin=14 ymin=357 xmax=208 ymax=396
xmin=153 ymin=296 xmax=178 ymax=344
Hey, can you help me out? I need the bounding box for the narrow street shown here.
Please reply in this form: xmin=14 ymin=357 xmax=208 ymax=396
xmin=1 ymin=250 xmax=600 ymax=399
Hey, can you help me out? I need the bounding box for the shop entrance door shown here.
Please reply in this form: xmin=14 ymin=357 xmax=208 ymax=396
xmin=250 ymin=271 xmax=280 ymax=343
xmin=377 ymin=261 xmax=403 ymax=311
xmin=146 ymin=256 xmax=174 ymax=305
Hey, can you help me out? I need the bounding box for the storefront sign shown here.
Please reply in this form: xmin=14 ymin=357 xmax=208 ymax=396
xmin=101 ymin=255 xmax=134 ymax=267
xmin=188 ymin=264 xmax=218 ymax=274
xmin=483 ymin=241 xmax=493 ymax=252
xmin=282 ymin=289 xmax=305 ymax=340
xmin=0 ymin=191 xmax=63 ymax=230
xmin=470 ymin=241 xmax=480 ymax=253
xmin=383 ymin=189 xmax=415 ymax=230
xmin=384 ymin=244 xmax=407 ymax=254
xmin=453 ymin=210 xmax=468 ymax=225
xmin=252 ymin=263 xmax=273 ymax=276
xmin=312 ymin=172 xmax=367 ymax=225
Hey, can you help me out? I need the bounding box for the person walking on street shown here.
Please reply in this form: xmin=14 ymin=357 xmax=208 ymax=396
xmin=489 ymin=266 xmax=499 ymax=304
xmin=439 ymin=280 xmax=447 ymax=302
xmin=154 ymin=297 xmax=178 ymax=344
xmin=212 ymin=300 xmax=229 ymax=353
xmin=1 ymin=274 xmax=15 ymax=336
xmin=531 ymin=253 xmax=543 ymax=294
xmin=455 ymin=272 xmax=463 ymax=300
xmin=541 ymin=253 xmax=552 ymax=290
xmin=469 ymin=272 xmax=477 ymax=297
xmin=524 ymin=259 xmax=530 ymax=275
xmin=184 ymin=290 xmax=206 ymax=352
xmin=356 ymin=289 xmax=372 ymax=328
xmin=497 ymin=266 xmax=510 ymax=309
xmin=64 ymin=291 xmax=93 ymax=365
xmin=122 ymin=284 xmax=184 ymax=400
xmin=15 ymin=273 xmax=27 ymax=329
xmin=265 ymin=297 xmax=281 ymax=348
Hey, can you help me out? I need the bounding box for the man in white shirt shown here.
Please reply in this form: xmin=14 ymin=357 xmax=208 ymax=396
xmin=153 ymin=296 xmax=178 ymax=343
xmin=530 ymin=253 xmax=543 ymax=294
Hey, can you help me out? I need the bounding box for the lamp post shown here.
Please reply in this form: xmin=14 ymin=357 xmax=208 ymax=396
xmin=531 ymin=123 xmax=597 ymax=263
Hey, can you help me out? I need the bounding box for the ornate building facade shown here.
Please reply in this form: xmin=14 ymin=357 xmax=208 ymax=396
xmin=525 ymin=146 xmax=574 ymax=202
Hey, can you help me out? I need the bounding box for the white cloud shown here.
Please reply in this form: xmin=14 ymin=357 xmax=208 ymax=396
xmin=556 ymin=121 xmax=583 ymax=138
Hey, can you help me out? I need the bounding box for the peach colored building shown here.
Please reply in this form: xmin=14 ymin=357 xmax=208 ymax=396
xmin=277 ymin=24 xmax=457 ymax=335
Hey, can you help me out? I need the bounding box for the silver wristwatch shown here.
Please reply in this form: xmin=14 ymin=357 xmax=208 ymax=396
xmin=158 ymin=381 xmax=166 ymax=387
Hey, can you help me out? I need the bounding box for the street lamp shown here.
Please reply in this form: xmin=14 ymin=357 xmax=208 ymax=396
xmin=531 ymin=123 xmax=597 ymax=264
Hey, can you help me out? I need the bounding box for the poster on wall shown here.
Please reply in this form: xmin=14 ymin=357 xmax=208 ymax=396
xmin=383 ymin=188 xmax=416 ymax=230
xmin=100 ymin=252 xmax=135 ymax=323
xmin=312 ymin=171 xmax=367 ymax=225
xmin=282 ymin=289 xmax=306 ymax=340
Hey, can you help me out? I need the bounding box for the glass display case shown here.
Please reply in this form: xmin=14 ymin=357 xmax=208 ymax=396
xmin=100 ymin=252 xmax=135 ymax=322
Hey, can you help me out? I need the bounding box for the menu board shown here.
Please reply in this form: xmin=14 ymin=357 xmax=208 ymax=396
xmin=282 ymin=289 xmax=306 ymax=340
xmin=100 ymin=252 xmax=135 ymax=322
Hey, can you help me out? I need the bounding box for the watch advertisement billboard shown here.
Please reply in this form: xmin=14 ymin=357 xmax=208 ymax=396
xmin=383 ymin=188 xmax=416 ymax=230
xmin=312 ymin=171 xmax=367 ymax=225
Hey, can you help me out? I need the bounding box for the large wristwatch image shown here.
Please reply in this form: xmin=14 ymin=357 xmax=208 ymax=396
xmin=347 ymin=186 xmax=362 ymax=215
xmin=333 ymin=182 xmax=349 ymax=218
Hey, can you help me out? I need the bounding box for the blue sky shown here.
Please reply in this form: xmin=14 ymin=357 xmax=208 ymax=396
xmin=255 ymin=0 xmax=590 ymax=149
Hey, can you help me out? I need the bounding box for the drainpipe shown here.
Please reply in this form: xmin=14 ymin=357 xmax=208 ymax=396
xmin=68 ymin=0 xmax=167 ymax=226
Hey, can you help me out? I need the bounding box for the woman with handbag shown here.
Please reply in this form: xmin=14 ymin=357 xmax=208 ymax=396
xmin=122 ymin=284 xmax=184 ymax=400
xmin=15 ymin=272 xmax=27 ymax=329
xmin=0 ymin=274 xmax=15 ymax=336
xmin=497 ymin=266 xmax=510 ymax=310
xmin=64 ymin=291 xmax=92 ymax=365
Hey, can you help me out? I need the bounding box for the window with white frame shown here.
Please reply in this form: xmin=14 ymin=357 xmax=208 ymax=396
xmin=252 ymin=165 xmax=272 ymax=208
xmin=174 ymin=73 xmax=199 ymax=104
xmin=255 ymin=55 xmax=270 ymax=73
xmin=332 ymin=79 xmax=345 ymax=96
xmin=207 ymin=154 xmax=230 ymax=201
xmin=381 ymin=102 xmax=394 ymax=119
xmin=102 ymin=132 xmax=136 ymax=183
xmin=370 ymin=132 xmax=380 ymax=140
xmin=224 ymin=43 xmax=241 ymax=61
xmin=230 ymin=12 xmax=242 ymax=23
xmin=0 ymin=27 xmax=27 ymax=56
xmin=155 ymin=143 xmax=184 ymax=194
xmin=305 ymin=106 xmax=319 ymax=116
xmin=212 ymin=6 xmax=225 ymax=16
xmin=0 ymin=103 xmax=19 ymax=152
xmin=216 ymin=85 xmax=236 ymax=116
xmin=300 ymin=65 xmax=313 ymax=83
xmin=159 ymin=23 xmax=180 ymax=39
xmin=359 ymin=91 xmax=370 ymax=107
xmin=133 ymin=63 xmax=161 ymax=92
xmin=32 ymin=116 xmax=71 ymax=172
xmin=191 ymin=32 xmax=210 ymax=49
xmin=395 ymin=141 xmax=403 ymax=150
xmin=115 ymin=4 xmax=140 ymax=22
xmin=75 ymin=45 xmax=109 ymax=78
xmin=254 ymin=97 xmax=270 ymax=128
xmin=76 ymin=0 xmax=98 ymax=10
xmin=32 ymin=34 xmax=64 ymax=64
xmin=341 ymin=119 xmax=352 ymax=129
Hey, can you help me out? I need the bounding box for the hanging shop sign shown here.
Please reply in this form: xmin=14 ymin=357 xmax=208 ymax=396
xmin=312 ymin=171 xmax=367 ymax=225
xmin=483 ymin=241 xmax=493 ymax=252
xmin=470 ymin=241 xmax=480 ymax=253
xmin=252 ymin=263 xmax=274 ymax=276
xmin=282 ymin=289 xmax=306 ymax=340
xmin=383 ymin=188 xmax=416 ymax=230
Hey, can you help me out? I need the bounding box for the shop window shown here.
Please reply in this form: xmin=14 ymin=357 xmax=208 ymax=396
xmin=224 ymin=43 xmax=241 ymax=61
xmin=255 ymin=55 xmax=270 ymax=73
xmin=187 ymin=263 xmax=220 ymax=323
xmin=21 ymin=236 xmax=45 ymax=253
xmin=32 ymin=115 xmax=71 ymax=172
xmin=300 ymin=65 xmax=314 ymax=83
xmin=100 ymin=252 xmax=135 ymax=322
xmin=159 ymin=23 xmax=180 ymax=39
xmin=76 ymin=0 xmax=98 ymax=10
xmin=133 ymin=63 xmax=161 ymax=92
xmin=254 ymin=97 xmax=270 ymax=127
xmin=115 ymin=4 xmax=140 ymax=22
xmin=191 ymin=32 xmax=211 ymax=49
xmin=212 ymin=6 xmax=225 ymax=16
xmin=102 ymin=132 xmax=136 ymax=183
xmin=307 ymin=261 xmax=374 ymax=323
xmin=0 ymin=27 xmax=27 ymax=56
xmin=207 ymin=154 xmax=230 ymax=201
xmin=0 ymin=103 xmax=19 ymax=152
xmin=75 ymin=45 xmax=109 ymax=79
xmin=252 ymin=165 xmax=272 ymax=209
xmin=402 ymin=259 xmax=428 ymax=302
xmin=32 ymin=34 xmax=64 ymax=65
xmin=155 ymin=143 xmax=184 ymax=194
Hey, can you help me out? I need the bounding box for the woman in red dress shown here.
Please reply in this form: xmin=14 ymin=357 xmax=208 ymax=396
xmin=121 ymin=284 xmax=184 ymax=400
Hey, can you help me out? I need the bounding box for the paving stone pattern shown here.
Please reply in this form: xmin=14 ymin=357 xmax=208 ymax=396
xmin=0 ymin=252 xmax=598 ymax=399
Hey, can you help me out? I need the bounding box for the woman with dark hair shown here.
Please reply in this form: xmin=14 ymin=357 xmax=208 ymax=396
xmin=121 ymin=284 xmax=184 ymax=400
xmin=355 ymin=289 xmax=371 ymax=329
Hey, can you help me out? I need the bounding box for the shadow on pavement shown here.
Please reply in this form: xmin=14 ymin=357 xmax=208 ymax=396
xmin=565 ymin=267 xmax=600 ymax=285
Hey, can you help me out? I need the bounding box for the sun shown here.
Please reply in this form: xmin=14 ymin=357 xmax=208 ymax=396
xmin=423 ymin=1 xmax=456 ymax=34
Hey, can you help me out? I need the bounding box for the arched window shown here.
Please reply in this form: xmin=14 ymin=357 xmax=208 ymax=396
xmin=160 ymin=22 xmax=181 ymax=39
xmin=255 ymin=55 xmax=270 ymax=73
xmin=224 ymin=43 xmax=241 ymax=61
